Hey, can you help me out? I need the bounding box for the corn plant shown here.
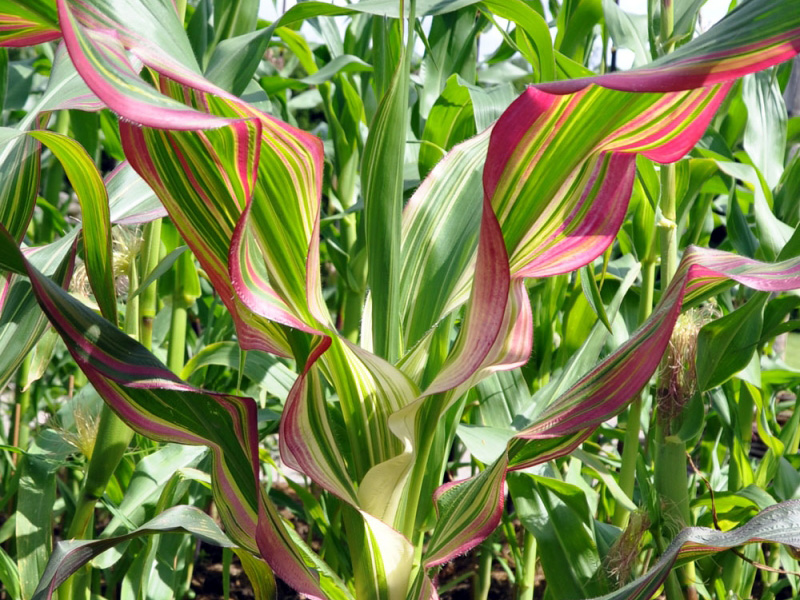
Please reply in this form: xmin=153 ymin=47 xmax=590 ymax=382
xmin=3 ymin=0 xmax=800 ymax=599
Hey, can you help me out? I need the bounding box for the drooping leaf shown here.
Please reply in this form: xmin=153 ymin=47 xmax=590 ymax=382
xmin=538 ymin=0 xmax=800 ymax=94
xmin=0 ymin=224 xmax=353 ymax=600
xmin=32 ymin=506 xmax=234 ymax=600
xmin=28 ymin=130 xmax=116 ymax=324
xmin=591 ymin=500 xmax=800 ymax=600
xmin=423 ymin=246 xmax=800 ymax=566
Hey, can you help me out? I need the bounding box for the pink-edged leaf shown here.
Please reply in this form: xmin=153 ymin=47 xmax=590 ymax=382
xmin=57 ymin=0 xmax=328 ymax=355
xmin=486 ymin=83 xmax=730 ymax=279
xmin=537 ymin=0 xmax=800 ymax=94
xmin=424 ymin=453 xmax=508 ymax=567
xmin=0 ymin=223 xmax=353 ymax=600
xmin=422 ymin=246 xmax=800 ymax=566
xmin=56 ymin=0 xmax=228 ymax=130
xmin=0 ymin=0 xmax=60 ymax=47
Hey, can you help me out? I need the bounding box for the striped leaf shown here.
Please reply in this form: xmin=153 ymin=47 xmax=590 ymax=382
xmin=422 ymin=246 xmax=800 ymax=567
xmin=593 ymin=499 xmax=800 ymax=600
xmin=33 ymin=506 xmax=234 ymax=600
xmin=0 ymin=164 xmax=160 ymax=389
xmin=0 ymin=223 xmax=353 ymax=600
xmin=537 ymin=0 xmax=800 ymax=94
xmin=0 ymin=0 xmax=60 ymax=46
xmin=0 ymin=129 xmax=40 ymax=245
xmin=487 ymin=84 xmax=730 ymax=279
xmin=28 ymin=130 xmax=116 ymax=324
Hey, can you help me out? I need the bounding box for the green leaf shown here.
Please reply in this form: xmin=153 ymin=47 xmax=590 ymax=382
xmin=32 ymin=506 xmax=234 ymax=600
xmin=128 ymin=246 xmax=187 ymax=300
xmin=180 ymin=341 xmax=295 ymax=401
xmin=16 ymin=455 xmax=57 ymax=600
xmin=580 ymin=264 xmax=613 ymax=333
xmin=362 ymin=46 xmax=409 ymax=362
xmin=29 ymin=130 xmax=116 ymax=325
xmin=205 ymin=27 xmax=272 ymax=95
xmin=696 ymin=292 xmax=768 ymax=391
xmin=94 ymin=444 xmax=208 ymax=569
xmin=419 ymin=74 xmax=475 ymax=178
xmin=480 ymin=0 xmax=554 ymax=82
xmin=0 ymin=544 xmax=20 ymax=600
xmin=603 ymin=0 xmax=651 ymax=68
xmin=509 ymin=472 xmax=604 ymax=598
xmin=742 ymin=69 xmax=787 ymax=189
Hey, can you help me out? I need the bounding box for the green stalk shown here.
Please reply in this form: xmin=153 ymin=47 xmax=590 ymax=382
xmin=138 ymin=219 xmax=162 ymax=351
xmin=612 ymin=259 xmax=656 ymax=528
xmin=168 ymin=247 xmax=199 ymax=374
xmin=12 ymin=354 xmax=32 ymax=457
xmin=474 ymin=537 xmax=493 ymax=600
xmin=659 ymin=162 xmax=677 ymax=287
xmin=168 ymin=297 xmax=189 ymax=375
xmin=517 ymin=531 xmax=537 ymax=600
xmin=654 ymin=4 xmax=697 ymax=597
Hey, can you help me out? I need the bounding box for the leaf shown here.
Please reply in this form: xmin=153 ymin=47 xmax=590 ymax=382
xmin=32 ymin=506 xmax=234 ymax=600
xmin=28 ymin=130 xmax=116 ymax=324
xmin=0 ymin=129 xmax=40 ymax=244
xmin=603 ymin=0 xmax=651 ymax=68
xmin=419 ymin=75 xmax=475 ymax=185
xmin=277 ymin=0 xmax=481 ymax=22
xmin=94 ymin=444 xmax=208 ymax=569
xmin=715 ymin=160 xmax=793 ymax=260
xmin=204 ymin=27 xmax=273 ymax=95
xmin=180 ymin=341 xmax=295 ymax=401
xmin=590 ymin=500 xmax=800 ymax=600
xmin=128 ymin=246 xmax=188 ymax=300
xmin=580 ymin=264 xmax=613 ymax=333
xmin=300 ymin=54 xmax=372 ymax=85
xmin=538 ymin=0 xmax=800 ymax=94
xmin=16 ymin=455 xmax=57 ymax=600
xmin=479 ymin=0 xmax=554 ymax=83
xmin=742 ymin=69 xmax=787 ymax=189
xmin=0 ymin=224 xmax=353 ymax=600
xmin=423 ymin=246 xmax=800 ymax=566
xmin=0 ymin=544 xmax=20 ymax=600
xmin=509 ymin=472 xmax=604 ymax=598
xmin=696 ymin=292 xmax=768 ymax=391
xmin=0 ymin=0 xmax=60 ymax=47
xmin=362 ymin=45 xmax=409 ymax=361
xmin=0 ymin=239 xmax=75 ymax=391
